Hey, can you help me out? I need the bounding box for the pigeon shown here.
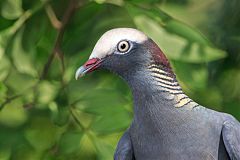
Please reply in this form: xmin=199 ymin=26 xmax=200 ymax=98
xmin=75 ymin=28 xmax=240 ymax=160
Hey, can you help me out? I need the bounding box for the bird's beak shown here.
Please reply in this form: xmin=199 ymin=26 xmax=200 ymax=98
xmin=75 ymin=58 xmax=103 ymax=80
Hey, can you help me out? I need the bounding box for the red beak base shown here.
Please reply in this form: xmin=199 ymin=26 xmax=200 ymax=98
xmin=75 ymin=58 xmax=102 ymax=79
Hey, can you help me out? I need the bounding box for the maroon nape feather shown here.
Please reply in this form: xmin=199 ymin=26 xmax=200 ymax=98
xmin=145 ymin=39 xmax=173 ymax=73
xmin=146 ymin=39 xmax=171 ymax=67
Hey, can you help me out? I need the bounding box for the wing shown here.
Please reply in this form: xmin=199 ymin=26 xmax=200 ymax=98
xmin=114 ymin=130 xmax=134 ymax=160
xmin=222 ymin=117 xmax=240 ymax=160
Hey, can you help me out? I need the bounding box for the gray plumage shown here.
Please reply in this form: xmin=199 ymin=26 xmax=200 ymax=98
xmin=75 ymin=28 xmax=240 ymax=160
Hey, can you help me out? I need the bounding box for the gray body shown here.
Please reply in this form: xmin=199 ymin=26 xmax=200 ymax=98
xmin=114 ymin=66 xmax=240 ymax=160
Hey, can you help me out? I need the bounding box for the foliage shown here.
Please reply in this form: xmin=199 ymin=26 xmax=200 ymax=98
xmin=0 ymin=0 xmax=239 ymax=159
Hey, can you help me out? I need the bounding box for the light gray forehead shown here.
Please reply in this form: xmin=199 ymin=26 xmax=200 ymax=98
xmin=89 ymin=28 xmax=148 ymax=59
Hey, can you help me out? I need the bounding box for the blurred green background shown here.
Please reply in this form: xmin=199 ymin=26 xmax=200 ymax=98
xmin=0 ymin=0 xmax=240 ymax=159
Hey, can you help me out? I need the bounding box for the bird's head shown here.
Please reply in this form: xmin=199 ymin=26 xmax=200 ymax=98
xmin=75 ymin=28 xmax=172 ymax=81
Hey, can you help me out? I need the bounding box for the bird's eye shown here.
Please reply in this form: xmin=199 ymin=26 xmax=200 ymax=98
xmin=117 ymin=40 xmax=130 ymax=53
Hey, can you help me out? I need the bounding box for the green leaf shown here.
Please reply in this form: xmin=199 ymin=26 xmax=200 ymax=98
xmin=11 ymin=143 xmax=42 ymax=160
xmin=1 ymin=0 xmax=23 ymax=20
xmin=49 ymin=102 xmax=70 ymax=126
xmin=94 ymin=137 xmax=115 ymax=160
xmin=0 ymin=82 xmax=7 ymax=100
xmin=0 ymin=28 xmax=13 ymax=58
xmin=73 ymin=88 xmax=131 ymax=134
xmin=5 ymin=70 xmax=37 ymax=93
xmin=0 ymin=99 xmax=28 ymax=127
xmin=94 ymin=0 xmax=124 ymax=6
xmin=37 ymin=81 xmax=59 ymax=106
xmin=204 ymin=46 xmax=227 ymax=61
xmin=0 ymin=147 xmax=11 ymax=160
xmin=10 ymin=28 xmax=37 ymax=76
xmin=90 ymin=108 xmax=131 ymax=134
xmin=165 ymin=20 xmax=208 ymax=45
xmin=219 ymin=69 xmax=240 ymax=99
xmin=0 ymin=56 xmax=11 ymax=81
xmin=0 ymin=9 xmax=34 ymax=57
xmin=22 ymin=11 xmax=48 ymax=54
xmin=75 ymin=134 xmax=97 ymax=160
xmin=130 ymin=14 xmax=226 ymax=63
xmin=159 ymin=2 xmax=210 ymax=28
xmin=24 ymin=117 xmax=58 ymax=151
xmin=0 ymin=15 xmax=15 ymax=31
xmin=76 ymin=88 xmax=128 ymax=113
xmin=58 ymin=131 xmax=83 ymax=154
xmin=172 ymin=60 xmax=208 ymax=90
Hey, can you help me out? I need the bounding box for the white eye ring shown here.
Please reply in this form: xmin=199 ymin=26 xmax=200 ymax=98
xmin=117 ymin=40 xmax=130 ymax=53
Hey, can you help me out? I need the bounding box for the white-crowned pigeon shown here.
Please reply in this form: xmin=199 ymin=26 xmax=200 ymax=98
xmin=75 ymin=28 xmax=240 ymax=160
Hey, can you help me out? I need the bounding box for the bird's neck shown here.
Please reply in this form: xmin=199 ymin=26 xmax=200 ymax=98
xmin=125 ymin=62 xmax=200 ymax=131
xmin=127 ymin=62 xmax=199 ymax=111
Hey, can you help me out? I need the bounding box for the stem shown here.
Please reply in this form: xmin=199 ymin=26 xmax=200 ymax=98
xmin=45 ymin=4 xmax=62 ymax=30
xmin=40 ymin=0 xmax=80 ymax=80
xmin=69 ymin=106 xmax=99 ymax=152
xmin=69 ymin=106 xmax=86 ymax=131
xmin=0 ymin=95 xmax=22 ymax=110
xmin=9 ymin=0 xmax=49 ymax=35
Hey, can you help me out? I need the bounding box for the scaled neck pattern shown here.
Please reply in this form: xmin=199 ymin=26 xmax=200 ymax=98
xmin=146 ymin=40 xmax=199 ymax=109
xmin=147 ymin=62 xmax=199 ymax=109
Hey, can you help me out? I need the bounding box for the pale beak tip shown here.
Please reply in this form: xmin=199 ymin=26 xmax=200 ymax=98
xmin=75 ymin=74 xmax=79 ymax=80
xmin=75 ymin=66 xmax=85 ymax=80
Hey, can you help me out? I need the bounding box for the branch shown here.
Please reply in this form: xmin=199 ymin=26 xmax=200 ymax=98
xmin=69 ymin=106 xmax=86 ymax=131
xmin=0 ymin=95 xmax=21 ymax=111
xmin=45 ymin=4 xmax=62 ymax=30
xmin=40 ymin=0 xmax=79 ymax=80
xmin=69 ymin=105 xmax=98 ymax=151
